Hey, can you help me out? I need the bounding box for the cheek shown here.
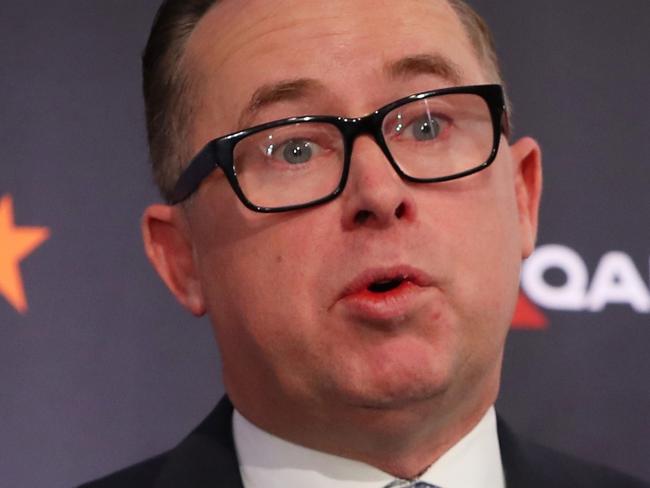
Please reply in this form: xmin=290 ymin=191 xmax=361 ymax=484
xmin=456 ymin=161 xmax=522 ymax=272
xmin=193 ymin=205 xmax=332 ymax=347
xmin=436 ymin=168 xmax=522 ymax=347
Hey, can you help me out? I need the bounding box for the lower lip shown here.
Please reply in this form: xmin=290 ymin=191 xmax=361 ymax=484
xmin=338 ymin=281 xmax=427 ymax=321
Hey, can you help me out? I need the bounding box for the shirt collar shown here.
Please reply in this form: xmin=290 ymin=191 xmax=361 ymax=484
xmin=233 ymin=406 xmax=504 ymax=488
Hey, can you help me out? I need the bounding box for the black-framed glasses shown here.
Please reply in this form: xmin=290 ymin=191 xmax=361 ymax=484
xmin=170 ymin=84 xmax=509 ymax=212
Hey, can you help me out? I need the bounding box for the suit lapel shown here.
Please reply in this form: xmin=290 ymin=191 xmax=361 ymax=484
xmin=156 ymin=397 xmax=244 ymax=488
xmin=498 ymin=415 xmax=575 ymax=488
xmin=498 ymin=416 xmax=543 ymax=488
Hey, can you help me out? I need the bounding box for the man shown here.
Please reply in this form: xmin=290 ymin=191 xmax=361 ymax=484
xmin=82 ymin=0 xmax=647 ymax=486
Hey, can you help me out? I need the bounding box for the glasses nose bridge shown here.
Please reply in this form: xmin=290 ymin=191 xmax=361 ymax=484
xmin=342 ymin=111 xmax=394 ymax=167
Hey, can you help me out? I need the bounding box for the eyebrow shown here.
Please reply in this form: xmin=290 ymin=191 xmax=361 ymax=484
xmin=385 ymin=53 xmax=463 ymax=85
xmin=237 ymin=54 xmax=463 ymax=129
xmin=237 ymin=78 xmax=325 ymax=129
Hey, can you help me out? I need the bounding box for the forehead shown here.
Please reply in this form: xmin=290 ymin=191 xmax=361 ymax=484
xmin=184 ymin=0 xmax=486 ymax=142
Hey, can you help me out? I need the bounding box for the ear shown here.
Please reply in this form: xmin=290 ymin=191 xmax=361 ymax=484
xmin=141 ymin=204 xmax=206 ymax=316
xmin=510 ymin=137 xmax=542 ymax=259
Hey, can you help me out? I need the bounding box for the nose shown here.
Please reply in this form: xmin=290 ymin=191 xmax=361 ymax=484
xmin=340 ymin=135 xmax=417 ymax=230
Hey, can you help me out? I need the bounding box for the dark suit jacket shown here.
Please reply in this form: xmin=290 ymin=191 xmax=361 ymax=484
xmin=80 ymin=397 xmax=649 ymax=488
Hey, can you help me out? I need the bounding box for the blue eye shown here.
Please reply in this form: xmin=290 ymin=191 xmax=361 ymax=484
xmin=281 ymin=139 xmax=313 ymax=164
xmin=410 ymin=116 xmax=441 ymax=141
xmin=390 ymin=108 xmax=446 ymax=143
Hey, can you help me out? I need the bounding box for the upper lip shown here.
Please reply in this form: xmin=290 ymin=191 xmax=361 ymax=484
xmin=339 ymin=265 xmax=434 ymax=298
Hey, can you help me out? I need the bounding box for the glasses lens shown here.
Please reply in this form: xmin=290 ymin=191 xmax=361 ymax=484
xmin=233 ymin=121 xmax=344 ymax=208
xmin=382 ymin=93 xmax=495 ymax=179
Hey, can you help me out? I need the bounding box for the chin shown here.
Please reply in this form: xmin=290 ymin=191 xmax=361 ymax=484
xmin=338 ymin=373 xmax=452 ymax=412
xmin=356 ymin=392 xmax=441 ymax=411
xmin=317 ymin=334 xmax=457 ymax=410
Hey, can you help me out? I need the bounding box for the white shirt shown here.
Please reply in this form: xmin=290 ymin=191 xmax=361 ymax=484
xmin=233 ymin=406 xmax=505 ymax=488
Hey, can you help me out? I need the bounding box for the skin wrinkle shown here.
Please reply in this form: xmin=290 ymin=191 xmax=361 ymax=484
xmin=187 ymin=8 xmax=352 ymax=83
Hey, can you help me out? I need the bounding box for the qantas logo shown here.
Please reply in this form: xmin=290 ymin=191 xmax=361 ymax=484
xmin=513 ymin=244 xmax=650 ymax=329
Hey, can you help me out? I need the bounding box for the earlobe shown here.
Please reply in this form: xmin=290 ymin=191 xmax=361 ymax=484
xmin=510 ymin=137 xmax=543 ymax=259
xmin=141 ymin=204 xmax=206 ymax=316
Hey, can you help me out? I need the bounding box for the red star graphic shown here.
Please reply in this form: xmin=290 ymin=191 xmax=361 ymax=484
xmin=0 ymin=195 xmax=50 ymax=314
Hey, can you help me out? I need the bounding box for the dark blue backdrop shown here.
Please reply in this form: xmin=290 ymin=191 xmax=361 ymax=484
xmin=1 ymin=2 xmax=648 ymax=486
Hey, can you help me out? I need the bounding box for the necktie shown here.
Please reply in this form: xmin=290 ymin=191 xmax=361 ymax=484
xmin=383 ymin=480 xmax=441 ymax=488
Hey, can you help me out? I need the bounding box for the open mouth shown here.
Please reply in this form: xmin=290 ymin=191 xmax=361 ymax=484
xmin=340 ymin=266 xmax=432 ymax=302
xmin=367 ymin=276 xmax=407 ymax=293
xmin=338 ymin=267 xmax=431 ymax=318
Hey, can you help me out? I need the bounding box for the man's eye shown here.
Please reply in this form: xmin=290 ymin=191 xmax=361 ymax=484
xmin=269 ymin=139 xmax=320 ymax=165
xmin=402 ymin=115 xmax=442 ymax=141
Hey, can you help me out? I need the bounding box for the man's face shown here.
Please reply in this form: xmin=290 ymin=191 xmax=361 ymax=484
xmin=151 ymin=0 xmax=540 ymax=430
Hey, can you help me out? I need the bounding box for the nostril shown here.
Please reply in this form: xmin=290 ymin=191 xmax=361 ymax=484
xmin=395 ymin=202 xmax=406 ymax=219
xmin=354 ymin=209 xmax=372 ymax=225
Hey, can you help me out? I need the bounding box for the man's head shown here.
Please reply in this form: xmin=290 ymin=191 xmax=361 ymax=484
xmin=141 ymin=0 xmax=541 ymax=472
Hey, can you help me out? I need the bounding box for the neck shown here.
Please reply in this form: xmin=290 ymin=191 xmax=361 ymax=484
xmin=318 ymin=389 xmax=497 ymax=478
xmin=231 ymin=377 xmax=500 ymax=479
